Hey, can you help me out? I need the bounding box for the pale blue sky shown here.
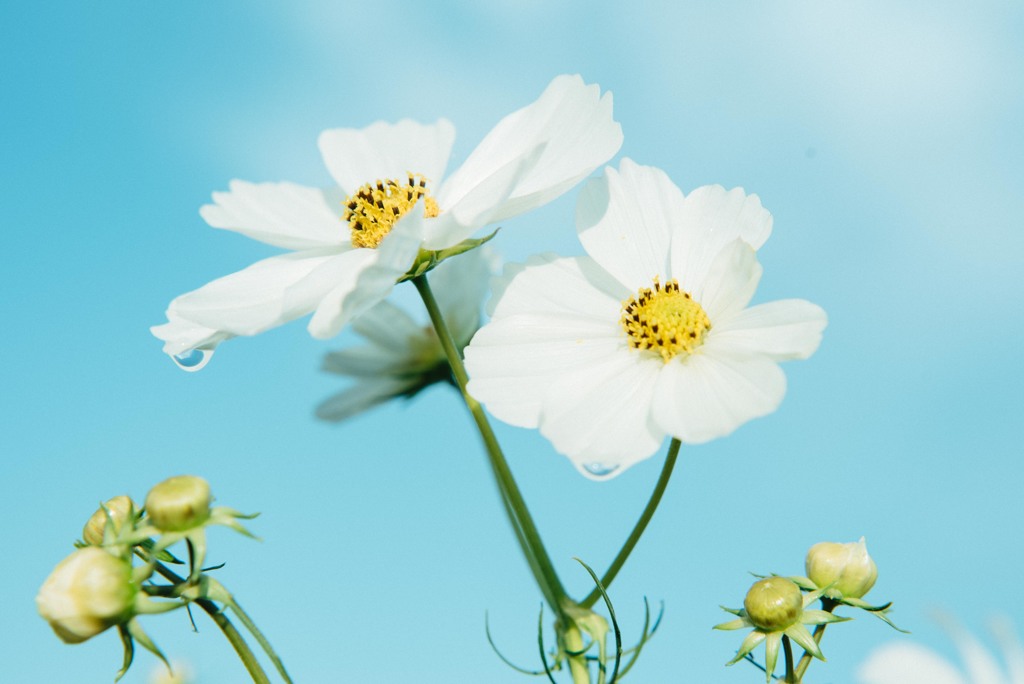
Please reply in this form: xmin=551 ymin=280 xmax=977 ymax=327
xmin=3 ymin=2 xmax=1023 ymax=682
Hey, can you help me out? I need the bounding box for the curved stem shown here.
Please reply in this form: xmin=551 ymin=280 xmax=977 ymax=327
xmin=783 ymin=635 xmax=796 ymax=683
xmin=226 ymin=597 xmax=294 ymax=684
xmin=413 ymin=274 xmax=570 ymax=621
xmin=150 ymin=562 xmax=274 ymax=684
xmin=582 ymin=439 xmax=681 ymax=608
xmin=794 ymin=599 xmax=836 ymax=681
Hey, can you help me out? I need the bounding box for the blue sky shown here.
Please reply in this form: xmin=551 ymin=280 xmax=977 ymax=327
xmin=3 ymin=2 xmax=1023 ymax=682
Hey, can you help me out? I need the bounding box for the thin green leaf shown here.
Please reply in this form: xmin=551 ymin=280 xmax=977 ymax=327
xmin=537 ymin=605 xmax=559 ymax=684
xmin=485 ymin=611 xmax=547 ymax=675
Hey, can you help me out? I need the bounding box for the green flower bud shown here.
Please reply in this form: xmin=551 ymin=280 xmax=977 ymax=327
xmin=82 ymin=495 xmax=137 ymax=546
xmin=36 ymin=547 xmax=137 ymax=643
xmin=743 ymin=577 xmax=803 ymax=631
xmin=805 ymin=537 xmax=877 ymax=598
xmin=145 ymin=476 xmax=212 ymax=532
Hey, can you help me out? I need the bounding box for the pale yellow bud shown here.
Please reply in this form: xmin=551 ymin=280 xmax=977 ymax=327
xmin=743 ymin=577 xmax=803 ymax=631
xmin=145 ymin=475 xmax=212 ymax=532
xmin=805 ymin=537 xmax=878 ymax=598
xmin=36 ymin=547 xmax=136 ymax=643
xmin=82 ymin=495 xmax=136 ymax=546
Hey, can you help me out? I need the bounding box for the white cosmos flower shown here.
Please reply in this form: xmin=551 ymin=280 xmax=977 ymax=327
xmin=316 ymin=247 xmax=494 ymax=423
xmin=858 ymin=616 xmax=1024 ymax=684
xmin=151 ymin=74 xmax=622 ymax=368
xmin=464 ymin=159 xmax=827 ymax=479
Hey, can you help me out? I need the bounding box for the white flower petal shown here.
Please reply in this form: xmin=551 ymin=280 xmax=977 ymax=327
xmin=696 ymin=239 xmax=763 ymax=320
xmin=711 ymin=299 xmax=827 ymax=361
xmin=423 ymin=142 xmax=546 ymax=249
xmin=307 ymin=207 xmax=425 ymax=339
xmin=466 ymin=253 xmax=634 ymax=430
xmin=576 ymin=159 xmax=681 ymax=289
xmin=431 ymin=247 xmax=495 ymax=344
xmin=350 ymin=300 xmax=424 ymax=354
xmin=315 ymin=376 xmax=420 ymax=423
xmin=991 ymin=618 xmax=1024 ymax=684
xmin=322 ymin=342 xmax=430 ymax=379
xmin=539 ymin=352 xmax=664 ymax=476
xmin=318 ymin=119 xmax=455 ymax=196
xmin=466 ymin=313 xmax=622 ymax=429
xmin=199 ymin=181 xmax=345 ymax=250
xmin=150 ymin=312 xmax=234 ymax=357
xmin=943 ymin=621 xmax=1008 ymax=684
xmin=670 ymin=185 xmax=772 ymax=289
xmin=436 ymin=74 xmax=621 ymax=230
xmin=488 ymin=254 xmax=627 ymax=321
xmin=857 ymin=643 xmax=967 ymax=684
xmin=651 ymin=346 xmax=786 ymax=444
xmin=160 ymin=248 xmax=352 ymax=339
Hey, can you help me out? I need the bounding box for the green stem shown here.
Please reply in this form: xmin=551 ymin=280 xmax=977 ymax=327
xmin=226 ymin=597 xmax=294 ymax=684
xmin=150 ymin=562 xmax=274 ymax=684
xmin=581 ymin=439 xmax=681 ymax=609
xmin=562 ymin=621 xmax=592 ymax=684
xmin=783 ymin=635 xmax=796 ymax=683
xmin=793 ymin=599 xmax=836 ymax=681
xmin=413 ymin=274 xmax=570 ymax=622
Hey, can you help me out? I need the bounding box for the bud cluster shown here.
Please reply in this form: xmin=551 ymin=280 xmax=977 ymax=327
xmin=36 ymin=475 xmax=259 ymax=681
xmin=715 ymin=537 xmax=902 ymax=683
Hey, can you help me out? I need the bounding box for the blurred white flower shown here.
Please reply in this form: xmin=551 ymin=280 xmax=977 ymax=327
xmin=152 ymin=75 xmax=622 ymax=368
xmin=150 ymin=661 xmax=194 ymax=684
xmin=859 ymin=616 xmax=1024 ymax=684
xmin=316 ymin=248 xmax=494 ymax=422
xmin=465 ymin=159 xmax=826 ymax=478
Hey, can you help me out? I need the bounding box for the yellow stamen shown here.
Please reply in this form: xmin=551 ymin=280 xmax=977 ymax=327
xmin=621 ymin=277 xmax=711 ymax=362
xmin=344 ymin=173 xmax=440 ymax=249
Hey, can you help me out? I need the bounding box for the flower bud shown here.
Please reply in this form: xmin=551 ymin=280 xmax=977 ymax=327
xmin=36 ymin=547 xmax=137 ymax=643
xmin=145 ymin=475 xmax=212 ymax=532
xmin=82 ymin=495 xmax=137 ymax=546
xmin=743 ymin=577 xmax=803 ymax=631
xmin=805 ymin=537 xmax=877 ymax=598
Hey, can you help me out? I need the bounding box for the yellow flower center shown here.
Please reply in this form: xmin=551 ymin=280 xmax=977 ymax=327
xmin=344 ymin=174 xmax=440 ymax=249
xmin=621 ymin=277 xmax=711 ymax=362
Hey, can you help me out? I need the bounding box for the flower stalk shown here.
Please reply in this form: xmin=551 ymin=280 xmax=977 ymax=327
xmin=413 ymin=273 xmax=571 ymax=623
xmin=149 ymin=560 xmax=289 ymax=684
xmin=581 ymin=438 xmax=680 ymax=609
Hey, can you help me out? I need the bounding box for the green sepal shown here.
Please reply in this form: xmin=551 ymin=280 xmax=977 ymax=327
xmin=865 ymin=607 xmax=910 ymax=633
xmin=788 ymin=575 xmax=818 ymax=592
xmin=785 ymin=622 xmax=824 ymax=660
xmin=126 ymin=618 xmax=171 ymax=672
xmin=802 ymin=609 xmax=852 ymax=626
xmin=398 ymin=229 xmax=499 ymax=282
xmin=714 ymin=617 xmax=749 ymax=631
xmin=115 ymin=623 xmax=135 ymax=683
xmin=726 ymin=630 xmax=766 ymax=665
xmin=764 ymin=632 xmax=781 ymax=683
xmin=837 ymin=597 xmax=909 ymax=632
xmin=843 ymin=597 xmax=892 ymax=612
